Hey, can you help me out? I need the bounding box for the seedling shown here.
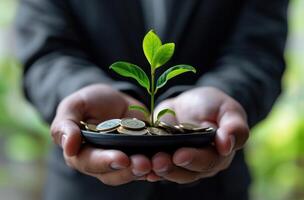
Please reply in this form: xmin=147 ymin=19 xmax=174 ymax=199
xmin=110 ymin=30 xmax=196 ymax=126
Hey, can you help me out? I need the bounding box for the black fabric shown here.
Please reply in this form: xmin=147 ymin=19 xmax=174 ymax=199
xmin=15 ymin=0 xmax=288 ymax=200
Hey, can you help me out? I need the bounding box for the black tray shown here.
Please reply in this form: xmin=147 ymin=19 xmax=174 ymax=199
xmin=81 ymin=129 xmax=216 ymax=155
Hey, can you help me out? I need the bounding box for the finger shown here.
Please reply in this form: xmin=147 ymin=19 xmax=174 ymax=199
xmin=162 ymin=166 xmax=203 ymax=184
xmin=95 ymin=168 xmax=135 ymax=186
xmin=64 ymin=147 xmax=130 ymax=174
xmin=146 ymin=172 xmax=163 ymax=182
xmin=172 ymin=147 xmax=220 ymax=173
xmin=50 ymin=95 xmax=84 ymax=156
xmin=51 ymin=119 xmax=83 ymax=156
xmin=52 ymin=94 xmax=84 ymax=123
xmin=216 ymin=108 xmax=249 ymax=156
xmin=129 ymin=154 xmax=152 ymax=176
xmin=152 ymin=152 xmax=173 ymax=175
xmin=152 ymin=152 xmax=200 ymax=184
xmin=95 ymin=154 xmax=151 ymax=186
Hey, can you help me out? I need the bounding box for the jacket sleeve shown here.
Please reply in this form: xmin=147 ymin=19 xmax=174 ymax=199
xmin=15 ymin=0 xmax=141 ymax=123
xmin=197 ymin=0 xmax=289 ymax=127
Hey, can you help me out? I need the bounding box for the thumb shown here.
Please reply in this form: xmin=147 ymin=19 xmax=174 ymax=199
xmin=50 ymin=95 xmax=84 ymax=156
xmin=215 ymin=111 xmax=249 ymax=156
xmin=51 ymin=119 xmax=83 ymax=156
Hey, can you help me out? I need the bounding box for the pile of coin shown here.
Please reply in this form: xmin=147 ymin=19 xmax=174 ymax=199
xmin=80 ymin=118 xmax=214 ymax=136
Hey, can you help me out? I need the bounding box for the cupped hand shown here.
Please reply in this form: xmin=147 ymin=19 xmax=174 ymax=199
xmin=50 ymin=84 xmax=151 ymax=186
xmin=147 ymin=87 xmax=249 ymax=184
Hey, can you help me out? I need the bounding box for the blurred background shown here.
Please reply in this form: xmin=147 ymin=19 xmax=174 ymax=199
xmin=0 ymin=0 xmax=303 ymax=200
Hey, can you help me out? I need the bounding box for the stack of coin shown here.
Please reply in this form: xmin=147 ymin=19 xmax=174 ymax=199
xmin=117 ymin=118 xmax=147 ymax=135
xmin=96 ymin=119 xmax=121 ymax=134
xmin=80 ymin=119 xmax=214 ymax=136
xmin=156 ymin=121 xmax=184 ymax=134
xmin=80 ymin=121 xmax=98 ymax=132
xmin=147 ymin=127 xmax=170 ymax=136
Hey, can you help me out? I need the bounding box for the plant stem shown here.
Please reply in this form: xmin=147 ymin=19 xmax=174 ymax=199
xmin=150 ymin=69 xmax=155 ymax=126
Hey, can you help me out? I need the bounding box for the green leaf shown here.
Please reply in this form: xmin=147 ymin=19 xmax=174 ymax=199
xmin=143 ymin=30 xmax=162 ymax=66
xmin=110 ymin=62 xmax=150 ymax=91
xmin=128 ymin=105 xmax=150 ymax=119
xmin=156 ymin=65 xmax=196 ymax=89
xmin=156 ymin=108 xmax=176 ymax=122
xmin=152 ymin=43 xmax=175 ymax=69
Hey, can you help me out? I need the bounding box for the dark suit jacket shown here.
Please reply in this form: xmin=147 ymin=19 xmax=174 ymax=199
xmin=15 ymin=0 xmax=288 ymax=199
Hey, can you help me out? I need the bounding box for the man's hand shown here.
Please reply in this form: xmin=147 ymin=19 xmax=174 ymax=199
xmin=148 ymin=87 xmax=249 ymax=184
xmin=50 ymin=84 xmax=151 ymax=186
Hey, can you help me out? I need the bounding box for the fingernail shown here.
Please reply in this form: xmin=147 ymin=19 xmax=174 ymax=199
xmin=229 ymin=135 xmax=236 ymax=153
xmin=176 ymin=160 xmax=191 ymax=167
xmin=155 ymin=166 xmax=168 ymax=174
xmin=61 ymin=135 xmax=67 ymax=148
xmin=132 ymin=169 xmax=147 ymax=177
xmin=175 ymin=155 xmax=193 ymax=167
xmin=156 ymin=166 xmax=168 ymax=173
xmin=110 ymin=162 xmax=126 ymax=170
xmin=224 ymin=135 xmax=236 ymax=156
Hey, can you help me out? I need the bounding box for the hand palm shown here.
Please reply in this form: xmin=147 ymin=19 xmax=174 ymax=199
xmin=149 ymin=87 xmax=249 ymax=184
xmin=60 ymin=84 xmax=145 ymax=125
xmin=50 ymin=84 xmax=151 ymax=186
xmin=156 ymin=88 xmax=224 ymax=127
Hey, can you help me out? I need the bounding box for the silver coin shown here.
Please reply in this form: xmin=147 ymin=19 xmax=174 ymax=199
xmin=147 ymin=127 xmax=171 ymax=136
xmin=117 ymin=126 xmax=148 ymax=135
xmin=121 ymin=118 xmax=146 ymax=130
xmin=96 ymin=119 xmax=121 ymax=131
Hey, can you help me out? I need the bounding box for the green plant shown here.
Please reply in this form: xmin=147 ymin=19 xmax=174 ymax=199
xmin=110 ymin=30 xmax=196 ymax=126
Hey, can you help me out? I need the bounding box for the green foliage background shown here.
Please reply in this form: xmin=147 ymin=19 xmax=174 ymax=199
xmin=247 ymin=1 xmax=304 ymax=199
xmin=0 ymin=0 xmax=303 ymax=199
